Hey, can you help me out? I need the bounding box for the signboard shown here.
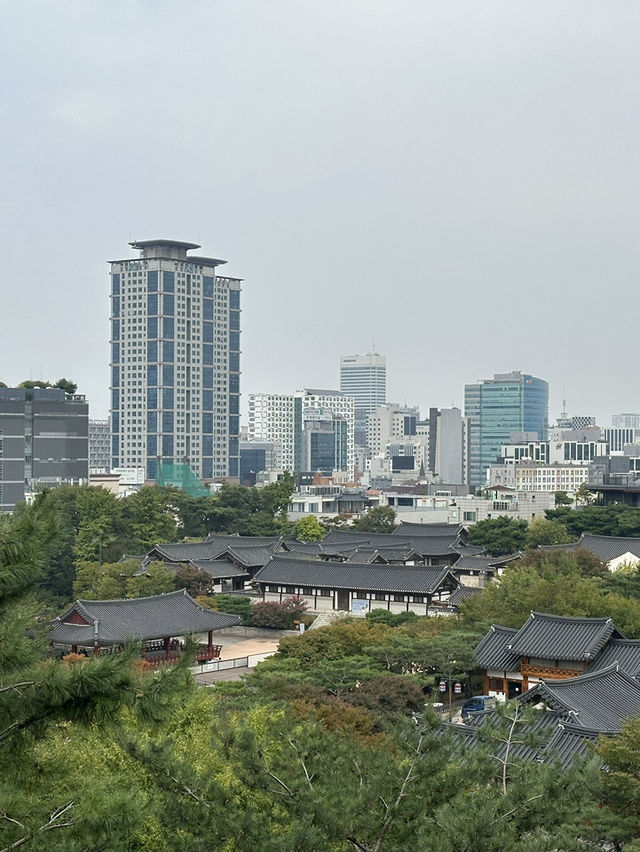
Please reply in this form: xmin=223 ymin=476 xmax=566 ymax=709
xmin=351 ymin=599 xmax=369 ymax=614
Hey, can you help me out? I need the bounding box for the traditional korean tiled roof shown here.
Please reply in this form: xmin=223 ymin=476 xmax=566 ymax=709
xmin=443 ymin=712 xmax=603 ymax=769
xmin=446 ymin=585 xmax=482 ymax=608
xmin=148 ymin=536 xmax=283 ymax=566
xmin=281 ymin=540 xmax=325 ymax=556
xmin=506 ymin=612 xmax=623 ymax=661
xmin=188 ymin=559 xmax=250 ymax=580
xmin=346 ymin=546 xmax=420 ymax=564
xmin=539 ymin=534 xmax=640 ymax=564
xmin=575 ymin=534 xmax=640 ymax=563
xmin=452 ymin=554 xmax=514 ymax=574
xmin=585 ymin=638 xmax=640 ymax=677
xmin=543 ymin=722 xmax=603 ymax=768
xmin=50 ymin=589 xmax=241 ymax=646
xmin=392 ymin=522 xmax=465 ymax=537
xmin=519 ymin=665 xmax=640 ymax=731
xmin=451 ymin=544 xmax=486 ymax=557
xmin=254 ymin=555 xmax=459 ymax=595
xmin=474 ymin=625 xmax=521 ymax=671
xmin=223 ymin=545 xmax=276 ymax=568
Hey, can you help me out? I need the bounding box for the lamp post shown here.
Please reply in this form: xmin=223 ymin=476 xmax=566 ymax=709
xmin=439 ymin=676 xmax=463 ymax=720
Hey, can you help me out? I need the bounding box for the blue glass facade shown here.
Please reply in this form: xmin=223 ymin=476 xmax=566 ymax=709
xmin=464 ymin=372 xmax=548 ymax=488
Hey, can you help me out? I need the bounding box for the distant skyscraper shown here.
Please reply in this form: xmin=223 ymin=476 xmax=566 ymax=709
xmin=340 ymin=353 xmax=386 ymax=446
xmin=109 ymin=239 xmax=241 ymax=481
xmin=464 ymin=371 xmax=548 ymax=488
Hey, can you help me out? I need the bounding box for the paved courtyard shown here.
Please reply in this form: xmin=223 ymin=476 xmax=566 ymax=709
xmin=194 ymin=630 xmax=284 ymax=685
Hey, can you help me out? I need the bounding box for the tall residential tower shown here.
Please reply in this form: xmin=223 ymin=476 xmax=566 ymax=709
xmin=340 ymin=353 xmax=386 ymax=446
xmin=109 ymin=239 xmax=241 ymax=481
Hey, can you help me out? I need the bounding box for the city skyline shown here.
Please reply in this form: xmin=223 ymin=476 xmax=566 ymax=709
xmin=2 ymin=4 xmax=640 ymax=426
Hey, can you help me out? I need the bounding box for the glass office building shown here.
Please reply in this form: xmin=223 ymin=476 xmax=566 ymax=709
xmin=464 ymin=371 xmax=548 ymax=488
xmin=110 ymin=239 xmax=241 ymax=481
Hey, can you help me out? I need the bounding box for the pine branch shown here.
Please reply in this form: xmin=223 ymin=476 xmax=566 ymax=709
xmin=0 ymin=682 xmax=34 ymax=695
xmin=0 ymin=802 xmax=75 ymax=852
xmin=491 ymin=793 xmax=545 ymax=824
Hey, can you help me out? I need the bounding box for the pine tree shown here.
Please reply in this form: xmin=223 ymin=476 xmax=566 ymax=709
xmin=0 ymin=505 xmax=193 ymax=850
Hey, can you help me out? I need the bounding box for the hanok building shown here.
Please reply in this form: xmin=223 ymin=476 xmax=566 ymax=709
xmin=474 ymin=611 xmax=638 ymax=699
xmin=540 ymin=533 xmax=640 ymax=571
xmin=146 ymin=534 xmax=286 ymax=590
xmin=447 ymin=664 xmax=640 ymax=768
xmin=253 ymin=554 xmax=461 ymax=615
xmin=50 ymin=589 xmax=241 ymax=664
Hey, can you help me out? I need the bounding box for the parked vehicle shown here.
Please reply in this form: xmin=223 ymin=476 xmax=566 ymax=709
xmin=461 ymin=695 xmax=496 ymax=718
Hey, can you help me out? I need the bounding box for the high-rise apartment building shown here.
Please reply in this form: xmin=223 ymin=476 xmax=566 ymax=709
xmin=340 ymin=353 xmax=386 ymax=446
xmin=109 ymin=239 xmax=241 ymax=481
xmin=248 ymin=389 xmax=355 ymax=476
xmin=89 ymin=419 xmax=110 ymax=474
xmin=464 ymin=371 xmax=548 ymax=488
xmin=0 ymin=387 xmax=88 ymax=512
xmin=248 ymin=394 xmax=298 ymax=471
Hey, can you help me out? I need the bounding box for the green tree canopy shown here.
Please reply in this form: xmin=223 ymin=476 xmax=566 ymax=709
xmin=525 ymin=516 xmax=573 ymax=548
xmin=351 ymin=505 xmax=397 ymax=533
xmin=466 ymin=516 xmax=528 ymax=555
xmin=293 ymin=514 xmax=325 ymax=541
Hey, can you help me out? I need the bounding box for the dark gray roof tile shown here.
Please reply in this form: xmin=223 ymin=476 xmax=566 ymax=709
xmin=585 ymin=638 xmax=640 ymax=677
xmin=474 ymin=625 xmax=521 ymax=670
xmin=51 ymin=589 xmax=240 ymax=645
xmin=506 ymin=612 xmax=622 ymax=661
xmin=519 ymin=665 xmax=640 ymax=731
xmin=254 ymin=555 xmax=458 ymax=595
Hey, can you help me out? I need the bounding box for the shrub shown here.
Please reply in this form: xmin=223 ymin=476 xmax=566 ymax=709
xmin=249 ymin=596 xmax=307 ymax=630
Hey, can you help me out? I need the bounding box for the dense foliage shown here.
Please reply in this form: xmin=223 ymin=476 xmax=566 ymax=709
xmin=26 ymin=477 xmax=296 ymax=604
xmin=9 ymin=487 xmax=640 ymax=847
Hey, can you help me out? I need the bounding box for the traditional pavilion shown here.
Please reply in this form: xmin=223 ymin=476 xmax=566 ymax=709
xmin=50 ymin=589 xmax=241 ymax=664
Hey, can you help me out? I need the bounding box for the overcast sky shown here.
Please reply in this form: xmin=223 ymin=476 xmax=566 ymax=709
xmin=1 ymin=1 xmax=638 ymax=424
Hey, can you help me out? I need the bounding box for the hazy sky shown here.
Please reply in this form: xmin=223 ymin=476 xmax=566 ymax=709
xmin=1 ymin=1 xmax=639 ymax=424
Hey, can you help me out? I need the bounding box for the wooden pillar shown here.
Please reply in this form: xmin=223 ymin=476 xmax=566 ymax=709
xmin=164 ymin=637 xmax=171 ymax=656
xmin=207 ymin=630 xmax=213 ymax=650
xmin=71 ymin=644 xmax=78 ymax=654
xmin=93 ymin=645 xmax=100 ymax=657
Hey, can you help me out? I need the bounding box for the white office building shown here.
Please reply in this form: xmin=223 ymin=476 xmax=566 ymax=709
xmin=340 ymin=353 xmax=386 ymax=446
xmin=109 ymin=239 xmax=241 ymax=481
xmin=248 ymin=394 xmax=298 ymax=472
xmin=367 ymin=404 xmax=419 ymax=456
xmin=248 ymin=389 xmax=355 ymax=476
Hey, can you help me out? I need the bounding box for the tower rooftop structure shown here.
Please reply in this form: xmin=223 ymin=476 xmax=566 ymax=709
xmin=116 ymin=239 xmax=227 ymax=266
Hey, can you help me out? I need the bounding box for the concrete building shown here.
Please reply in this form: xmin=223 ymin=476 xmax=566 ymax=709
xmin=89 ymin=419 xmax=110 ymax=474
xmin=109 ymin=239 xmax=241 ymax=482
xmin=489 ymin=462 xmax=590 ymax=495
xmin=248 ymin=394 xmax=298 ymax=471
xmin=339 ymin=352 xmax=386 ymax=446
xmin=248 ymin=389 xmax=355 ymax=476
xmin=464 ymin=371 xmax=549 ymax=488
xmin=379 ymin=485 xmax=553 ymax=525
xmin=604 ymin=427 xmax=640 ymax=454
xmin=367 ymin=404 xmax=419 ymax=456
xmin=0 ymin=387 xmax=88 ymax=512
xmin=432 ymin=407 xmax=467 ymax=484
xmin=612 ymin=414 xmax=640 ymax=429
